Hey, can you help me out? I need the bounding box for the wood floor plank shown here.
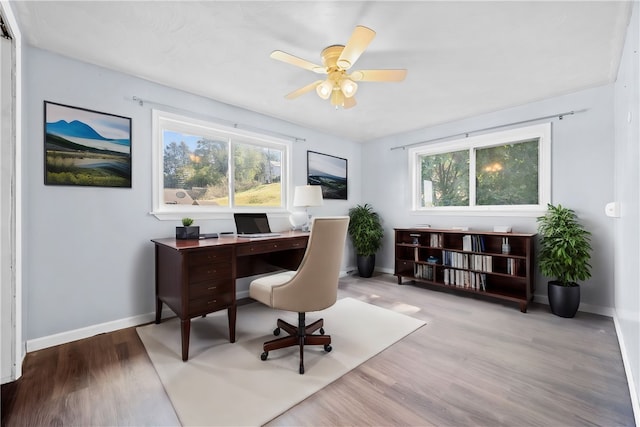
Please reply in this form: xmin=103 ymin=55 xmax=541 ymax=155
xmin=2 ymin=273 xmax=635 ymax=426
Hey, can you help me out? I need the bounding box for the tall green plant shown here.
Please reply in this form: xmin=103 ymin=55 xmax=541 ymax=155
xmin=348 ymin=204 xmax=384 ymax=256
xmin=537 ymin=204 xmax=592 ymax=286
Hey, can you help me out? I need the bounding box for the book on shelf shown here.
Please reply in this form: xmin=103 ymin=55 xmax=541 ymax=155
xmin=462 ymin=235 xmax=472 ymax=251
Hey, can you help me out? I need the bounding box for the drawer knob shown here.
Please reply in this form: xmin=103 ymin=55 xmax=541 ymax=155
xmin=207 ymin=299 xmax=217 ymax=304
xmin=208 ymin=286 xmax=217 ymax=290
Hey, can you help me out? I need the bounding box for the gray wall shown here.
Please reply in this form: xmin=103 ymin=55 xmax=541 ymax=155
xmin=614 ymin=0 xmax=640 ymax=415
xmin=362 ymin=85 xmax=616 ymax=314
xmin=23 ymin=47 xmax=361 ymax=343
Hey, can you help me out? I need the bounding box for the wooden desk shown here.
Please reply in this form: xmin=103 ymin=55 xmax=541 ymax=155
xmin=152 ymin=231 xmax=309 ymax=361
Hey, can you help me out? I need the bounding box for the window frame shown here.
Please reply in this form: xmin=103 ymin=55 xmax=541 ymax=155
xmin=408 ymin=123 xmax=551 ymax=216
xmin=151 ymin=110 xmax=291 ymax=220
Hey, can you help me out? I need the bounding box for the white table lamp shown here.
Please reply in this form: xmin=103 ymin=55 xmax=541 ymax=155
xmin=291 ymin=185 xmax=323 ymax=231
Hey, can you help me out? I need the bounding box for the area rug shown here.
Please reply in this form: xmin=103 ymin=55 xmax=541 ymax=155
xmin=136 ymin=297 xmax=426 ymax=426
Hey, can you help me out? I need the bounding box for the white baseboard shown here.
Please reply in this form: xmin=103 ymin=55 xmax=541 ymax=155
xmin=532 ymin=293 xmax=614 ymax=317
xmin=613 ymin=313 xmax=640 ymax=427
xmin=25 ymin=307 xmax=175 ymax=353
xmin=26 ymin=270 xmax=358 ymax=353
xmin=377 ymin=269 xmax=614 ymax=317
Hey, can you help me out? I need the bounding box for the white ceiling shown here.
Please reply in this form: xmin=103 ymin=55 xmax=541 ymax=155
xmin=9 ymin=1 xmax=632 ymax=142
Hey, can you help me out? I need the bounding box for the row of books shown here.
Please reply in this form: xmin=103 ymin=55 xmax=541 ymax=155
xmin=414 ymin=263 xmax=435 ymax=281
xmin=506 ymin=258 xmax=519 ymax=276
xmin=443 ymin=269 xmax=487 ymax=290
xmin=429 ymin=233 xmax=443 ymax=248
xmin=462 ymin=234 xmax=486 ymax=252
xmin=410 ymin=261 xmax=487 ymax=290
xmin=442 ymin=250 xmax=493 ymax=272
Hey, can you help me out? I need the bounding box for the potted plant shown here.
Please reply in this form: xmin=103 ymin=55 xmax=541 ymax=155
xmin=537 ymin=204 xmax=592 ymax=318
xmin=348 ymin=203 xmax=384 ymax=277
xmin=176 ymin=217 xmax=200 ymax=240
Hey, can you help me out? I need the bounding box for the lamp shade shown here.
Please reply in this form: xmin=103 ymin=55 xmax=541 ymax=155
xmin=315 ymin=80 xmax=333 ymax=100
xmin=293 ymin=185 xmax=323 ymax=207
xmin=340 ymin=78 xmax=358 ymax=98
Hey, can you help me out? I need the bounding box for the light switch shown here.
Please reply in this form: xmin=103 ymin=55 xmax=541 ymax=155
xmin=605 ymin=202 xmax=620 ymax=218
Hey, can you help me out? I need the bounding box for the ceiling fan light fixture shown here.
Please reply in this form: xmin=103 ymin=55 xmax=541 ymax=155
xmin=271 ymin=25 xmax=407 ymax=110
xmin=339 ymin=78 xmax=358 ymax=98
xmin=316 ymin=80 xmax=333 ymax=100
xmin=330 ymin=89 xmax=345 ymax=107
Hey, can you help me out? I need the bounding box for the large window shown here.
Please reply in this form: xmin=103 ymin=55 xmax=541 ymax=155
xmin=152 ymin=110 xmax=290 ymax=219
xmin=409 ymin=123 xmax=550 ymax=214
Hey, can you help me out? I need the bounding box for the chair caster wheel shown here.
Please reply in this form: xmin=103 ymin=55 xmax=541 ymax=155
xmin=324 ymin=344 xmax=332 ymax=352
xmin=319 ymin=328 xmax=325 ymax=335
xmin=261 ymin=352 xmax=268 ymax=361
xmin=299 ymin=365 xmax=304 ymax=374
xmin=273 ymin=328 xmax=280 ymax=336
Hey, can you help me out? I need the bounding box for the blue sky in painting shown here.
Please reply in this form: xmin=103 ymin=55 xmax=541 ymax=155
xmin=308 ymin=152 xmax=346 ymax=179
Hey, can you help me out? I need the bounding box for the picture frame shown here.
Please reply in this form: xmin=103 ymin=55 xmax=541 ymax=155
xmin=44 ymin=101 xmax=132 ymax=188
xmin=307 ymin=150 xmax=347 ymax=200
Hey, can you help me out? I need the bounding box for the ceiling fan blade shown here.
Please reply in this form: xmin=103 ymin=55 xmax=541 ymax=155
xmin=350 ymin=69 xmax=407 ymax=82
xmin=270 ymin=50 xmax=326 ymax=74
xmin=337 ymin=25 xmax=376 ymax=70
xmin=285 ymin=80 xmax=324 ymax=99
xmin=343 ymin=96 xmax=357 ymax=109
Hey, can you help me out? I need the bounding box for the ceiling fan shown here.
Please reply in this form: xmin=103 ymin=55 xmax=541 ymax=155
xmin=270 ymin=25 xmax=407 ymax=109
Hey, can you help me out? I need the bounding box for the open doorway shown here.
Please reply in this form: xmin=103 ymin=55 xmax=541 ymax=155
xmin=0 ymin=7 xmax=19 ymax=383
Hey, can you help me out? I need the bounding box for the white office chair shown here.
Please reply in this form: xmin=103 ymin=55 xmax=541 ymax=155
xmin=249 ymin=216 xmax=349 ymax=374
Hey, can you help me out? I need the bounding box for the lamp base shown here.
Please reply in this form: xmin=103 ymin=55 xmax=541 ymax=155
xmin=289 ymin=211 xmax=308 ymax=231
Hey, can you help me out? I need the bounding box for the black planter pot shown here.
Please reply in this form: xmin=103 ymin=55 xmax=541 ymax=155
xmin=548 ymin=280 xmax=580 ymax=318
xmin=176 ymin=226 xmax=200 ymax=240
xmin=356 ymin=254 xmax=376 ymax=278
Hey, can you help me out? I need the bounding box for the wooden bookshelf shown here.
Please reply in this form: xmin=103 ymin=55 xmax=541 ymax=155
xmin=394 ymin=228 xmax=536 ymax=312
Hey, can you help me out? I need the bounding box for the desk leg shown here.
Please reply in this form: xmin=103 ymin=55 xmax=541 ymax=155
xmin=155 ymin=298 xmax=163 ymax=324
xmin=181 ymin=318 xmax=191 ymax=361
xmin=228 ymin=304 xmax=237 ymax=343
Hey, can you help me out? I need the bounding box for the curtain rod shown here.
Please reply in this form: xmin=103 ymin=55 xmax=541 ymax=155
xmin=131 ymin=96 xmax=306 ymax=143
xmin=390 ymin=109 xmax=587 ymax=151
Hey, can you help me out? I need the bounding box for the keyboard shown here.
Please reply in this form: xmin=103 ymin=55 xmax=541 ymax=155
xmin=237 ymin=233 xmax=281 ymax=238
xmin=198 ymin=233 xmax=219 ymax=239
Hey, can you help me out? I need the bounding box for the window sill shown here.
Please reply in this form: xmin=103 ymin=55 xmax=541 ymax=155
xmin=411 ymin=207 xmax=547 ymax=218
xmin=150 ymin=209 xmax=291 ymax=221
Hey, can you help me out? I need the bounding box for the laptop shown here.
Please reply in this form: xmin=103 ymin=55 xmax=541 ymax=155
xmin=233 ymin=213 xmax=281 ymax=238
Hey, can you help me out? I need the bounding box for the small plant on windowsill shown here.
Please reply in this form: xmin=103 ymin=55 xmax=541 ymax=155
xmin=176 ymin=217 xmax=200 ymax=240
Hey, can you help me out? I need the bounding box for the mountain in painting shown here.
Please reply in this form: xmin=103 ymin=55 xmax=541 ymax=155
xmin=47 ymin=120 xmax=109 ymax=141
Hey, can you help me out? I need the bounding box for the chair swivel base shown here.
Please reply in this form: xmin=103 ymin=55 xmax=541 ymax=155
xmin=260 ymin=313 xmax=332 ymax=374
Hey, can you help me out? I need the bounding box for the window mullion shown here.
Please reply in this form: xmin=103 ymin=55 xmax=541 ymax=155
xmin=469 ymin=147 xmax=476 ymax=207
xmin=228 ymin=138 xmax=235 ymax=208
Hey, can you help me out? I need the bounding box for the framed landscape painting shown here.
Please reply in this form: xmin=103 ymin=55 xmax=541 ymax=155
xmin=44 ymin=101 xmax=132 ymax=187
xmin=307 ymin=150 xmax=347 ymax=200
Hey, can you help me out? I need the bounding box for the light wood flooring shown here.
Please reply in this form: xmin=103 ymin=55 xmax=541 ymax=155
xmin=2 ymin=273 xmax=636 ymax=426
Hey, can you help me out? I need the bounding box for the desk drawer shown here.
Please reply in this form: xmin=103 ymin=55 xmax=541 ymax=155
xmin=189 ymin=263 xmax=232 ymax=284
xmin=188 ymin=247 xmax=232 ymax=267
xmin=236 ymin=237 xmax=307 ymax=256
xmin=189 ymin=279 xmax=233 ymax=299
xmin=189 ymin=292 xmax=234 ymax=315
